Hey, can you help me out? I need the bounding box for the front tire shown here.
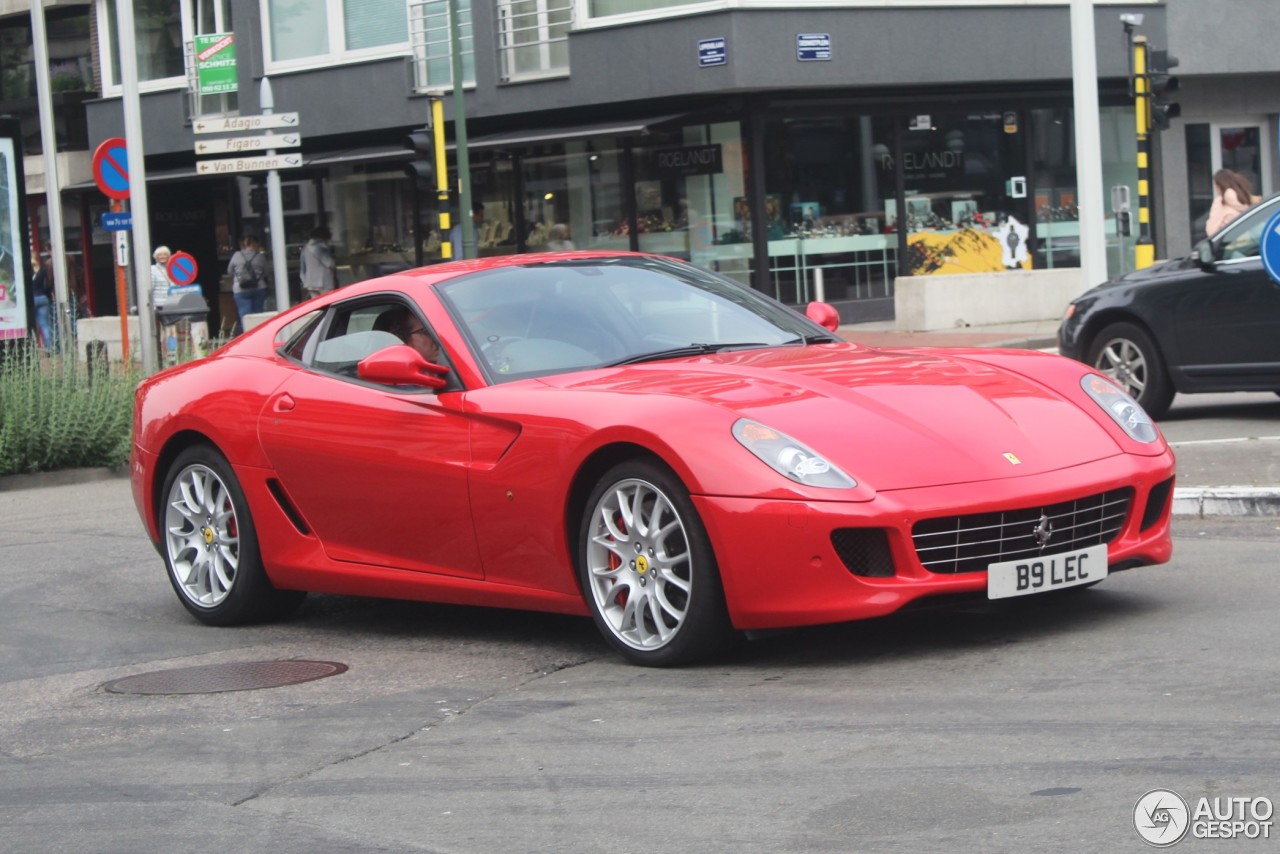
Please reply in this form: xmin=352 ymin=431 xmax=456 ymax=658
xmin=578 ymin=459 xmax=733 ymax=666
xmin=159 ymin=445 xmax=304 ymax=625
xmin=1085 ymin=321 xmax=1174 ymax=419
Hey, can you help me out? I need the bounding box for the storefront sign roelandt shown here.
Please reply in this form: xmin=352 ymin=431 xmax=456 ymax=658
xmin=654 ymin=144 xmax=723 ymax=178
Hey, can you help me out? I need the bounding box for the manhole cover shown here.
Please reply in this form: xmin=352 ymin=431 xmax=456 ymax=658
xmin=103 ymin=660 xmax=348 ymax=695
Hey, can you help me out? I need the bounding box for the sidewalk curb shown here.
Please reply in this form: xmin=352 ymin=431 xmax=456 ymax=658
xmin=0 ymin=467 xmax=127 ymax=493
xmin=1172 ymin=487 xmax=1280 ymax=517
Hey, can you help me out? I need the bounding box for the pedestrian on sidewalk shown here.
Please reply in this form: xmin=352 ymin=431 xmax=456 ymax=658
xmin=299 ymin=226 xmax=337 ymax=300
xmin=31 ymin=251 xmax=57 ymax=350
xmin=228 ymin=235 xmax=269 ymax=334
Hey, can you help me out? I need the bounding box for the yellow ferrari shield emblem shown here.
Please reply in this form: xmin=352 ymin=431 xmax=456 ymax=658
xmin=635 ymin=555 xmax=649 ymax=574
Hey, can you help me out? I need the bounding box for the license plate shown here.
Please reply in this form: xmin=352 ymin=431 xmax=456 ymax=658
xmin=987 ymin=543 xmax=1107 ymax=600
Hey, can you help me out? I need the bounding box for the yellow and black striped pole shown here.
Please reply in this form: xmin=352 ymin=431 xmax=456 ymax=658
xmin=430 ymin=96 xmax=454 ymax=260
xmin=1133 ymin=36 xmax=1155 ymax=270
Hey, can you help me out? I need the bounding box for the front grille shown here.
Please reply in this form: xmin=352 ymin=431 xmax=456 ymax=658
xmin=912 ymin=488 xmax=1133 ymax=575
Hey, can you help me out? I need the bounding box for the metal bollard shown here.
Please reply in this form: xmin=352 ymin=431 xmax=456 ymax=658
xmin=86 ymin=340 xmax=108 ymax=382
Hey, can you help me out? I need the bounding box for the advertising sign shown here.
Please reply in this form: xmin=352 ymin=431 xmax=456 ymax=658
xmin=0 ymin=131 xmax=30 ymax=341
xmin=194 ymin=33 xmax=238 ymax=95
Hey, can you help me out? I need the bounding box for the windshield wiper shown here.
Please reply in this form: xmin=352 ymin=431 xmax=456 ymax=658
xmin=782 ymin=333 xmax=840 ymax=345
xmin=605 ymin=342 xmax=771 ymax=367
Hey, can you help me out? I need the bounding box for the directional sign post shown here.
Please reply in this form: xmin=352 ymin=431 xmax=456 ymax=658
xmin=195 ymin=153 xmax=303 ymax=175
xmin=192 ymin=113 xmax=300 ymax=135
xmin=194 ymin=133 xmax=301 ymax=156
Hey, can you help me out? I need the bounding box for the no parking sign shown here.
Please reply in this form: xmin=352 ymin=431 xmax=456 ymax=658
xmin=1262 ymin=209 xmax=1280 ymax=286
xmin=92 ymin=137 xmax=130 ymax=201
xmin=166 ymin=251 xmax=199 ymax=287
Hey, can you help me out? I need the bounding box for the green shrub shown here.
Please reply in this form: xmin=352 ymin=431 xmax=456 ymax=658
xmin=0 ymin=345 xmax=138 ymax=476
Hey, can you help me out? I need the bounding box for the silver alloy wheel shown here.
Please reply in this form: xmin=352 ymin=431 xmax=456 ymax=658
xmin=164 ymin=463 xmax=240 ymax=608
xmin=585 ymin=477 xmax=693 ymax=651
xmin=1093 ymin=336 xmax=1147 ymax=399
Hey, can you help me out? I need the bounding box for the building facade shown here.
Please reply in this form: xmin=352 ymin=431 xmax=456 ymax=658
xmin=7 ymin=1 xmax=1278 ymax=334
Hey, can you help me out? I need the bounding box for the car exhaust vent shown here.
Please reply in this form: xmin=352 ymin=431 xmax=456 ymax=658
xmin=1140 ymin=476 xmax=1175 ymax=531
xmin=266 ymin=478 xmax=312 ymax=535
xmin=912 ymin=488 xmax=1133 ymax=575
xmin=831 ymin=528 xmax=895 ymax=577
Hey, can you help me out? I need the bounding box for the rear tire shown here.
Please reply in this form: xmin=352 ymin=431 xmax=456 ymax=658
xmin=578 ymin=459 xmax=734 ymax=666
xmin=1085 ymin=322 xmax=1174 ymax=419
xmin=159 ymin=445 xmax=304 ymax=626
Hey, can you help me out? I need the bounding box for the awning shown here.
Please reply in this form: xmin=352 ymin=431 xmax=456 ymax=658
xmin=62 ymin=144 xmax=412 ymax=192
xmin=467 ymin=114 xmax=689 ymax=149
xmin=304 ymin=145 xmax=410 ymax=167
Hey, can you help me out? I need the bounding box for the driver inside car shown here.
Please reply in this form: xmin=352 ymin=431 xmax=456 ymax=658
xmin=376 ymin=306 xmax=443 ymax=364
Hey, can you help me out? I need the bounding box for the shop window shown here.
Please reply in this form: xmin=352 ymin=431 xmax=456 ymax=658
xmin=265 ymin=0 xmax=407 ymax=67
xmin=1184 ymin=123 xmax=1212 ymax=244
xmin=1029 ymin=106 xmax=1137 ymax=278
xmin=499 ymin=0 xmax=572 ymax=82
xmin=630 ymin=122 xmax=749 ymax=285
xmin=762 ymin=114 xmax=897 ymax=307
xmin=408 ymin=0 xmax=475 ymax=92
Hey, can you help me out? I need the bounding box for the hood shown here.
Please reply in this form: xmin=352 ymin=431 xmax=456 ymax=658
xmin=549 ymin=344 xmax=1123 ymax=491
xmin=1080 ymin=254 xmax=1195 ymax=297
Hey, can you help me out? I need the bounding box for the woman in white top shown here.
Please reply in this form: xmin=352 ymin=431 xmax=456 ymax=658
xmin=150 ymin=246 xmax=173 ymax=311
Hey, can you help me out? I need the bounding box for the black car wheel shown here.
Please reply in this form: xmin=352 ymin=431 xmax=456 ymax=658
xmin=578 ymin=458 xmax=734 ymax=667
xmin=159 ymin=445 xmax=305 ymax=626
xmin=1085 ymin=322 xmax=1174 ymax=419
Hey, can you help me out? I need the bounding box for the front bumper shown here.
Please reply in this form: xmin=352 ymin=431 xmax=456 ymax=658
xmin=694 ymin=453 xmax=1175 ymax=631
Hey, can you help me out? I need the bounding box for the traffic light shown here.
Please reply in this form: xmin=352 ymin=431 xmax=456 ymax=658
xmin=1148 ymin=49 xmax=1180 ymax=131
xmin=404 ymin=126 xmax=434 ymax=188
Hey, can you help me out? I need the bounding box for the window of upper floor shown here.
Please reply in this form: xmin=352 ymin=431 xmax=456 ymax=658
xmin=97 ymin=0 xmax=234 ymax=106
xmin=1 ymin=6 xmax=95 ymax=103
xmin=266 ymin=0 xmax=408 ymax=70
xmin=498 ymin=0 xmax=573 ymax=83
xmin=408 ymin=0 xmax=475 ymax=93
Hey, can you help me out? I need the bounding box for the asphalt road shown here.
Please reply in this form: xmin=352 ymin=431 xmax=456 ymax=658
xmin=2 ymin=478 xmax=1278 ymax=853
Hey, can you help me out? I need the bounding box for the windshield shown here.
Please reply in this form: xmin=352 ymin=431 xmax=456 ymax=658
xmin=437 ymin=256 xmax=835 ymax=382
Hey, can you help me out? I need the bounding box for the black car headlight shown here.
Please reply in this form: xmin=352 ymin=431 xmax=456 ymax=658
xmin=1081 ymin=374 xmax=1160 ymax=443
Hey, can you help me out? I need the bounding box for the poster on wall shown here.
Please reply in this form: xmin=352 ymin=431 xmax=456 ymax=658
xmin=0 ymin=133 xmax=31 ymax=341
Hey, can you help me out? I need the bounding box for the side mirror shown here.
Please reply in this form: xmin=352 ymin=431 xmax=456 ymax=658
xmin=357 ymin=344 xmax=448 ymax=390
xmin=805 ymin=301 xmax=840 ymax=332
xmin=1194 ymin=241 xmax=1217 ymax=269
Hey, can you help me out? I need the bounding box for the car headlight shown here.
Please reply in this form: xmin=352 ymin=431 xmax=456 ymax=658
xmin=1081 ymin=374 xmax=1160 ymax=443
xmin=732 ymin=419 xmax=857 ymax=488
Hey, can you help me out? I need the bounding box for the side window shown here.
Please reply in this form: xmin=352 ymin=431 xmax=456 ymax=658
xmin=1219 ymin=202 xmax=1277 ymax=261
xmin=305 ymin=299 xmax=449 ymax=386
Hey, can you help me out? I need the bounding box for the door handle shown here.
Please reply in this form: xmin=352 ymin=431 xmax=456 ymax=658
xmin=272 ymin=393 xmax=296 ymax=413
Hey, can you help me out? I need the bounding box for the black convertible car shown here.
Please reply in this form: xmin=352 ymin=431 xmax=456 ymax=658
xmin=1059 ymin=193 xmax=1280 ymax=419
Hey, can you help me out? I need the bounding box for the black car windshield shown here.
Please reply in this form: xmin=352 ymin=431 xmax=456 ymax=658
xmin=436 ymin=256 xmax=836 ymax=382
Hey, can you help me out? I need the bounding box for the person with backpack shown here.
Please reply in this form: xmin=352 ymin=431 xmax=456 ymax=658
xmin=227 ymin=234 xmax=268 ymax=334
